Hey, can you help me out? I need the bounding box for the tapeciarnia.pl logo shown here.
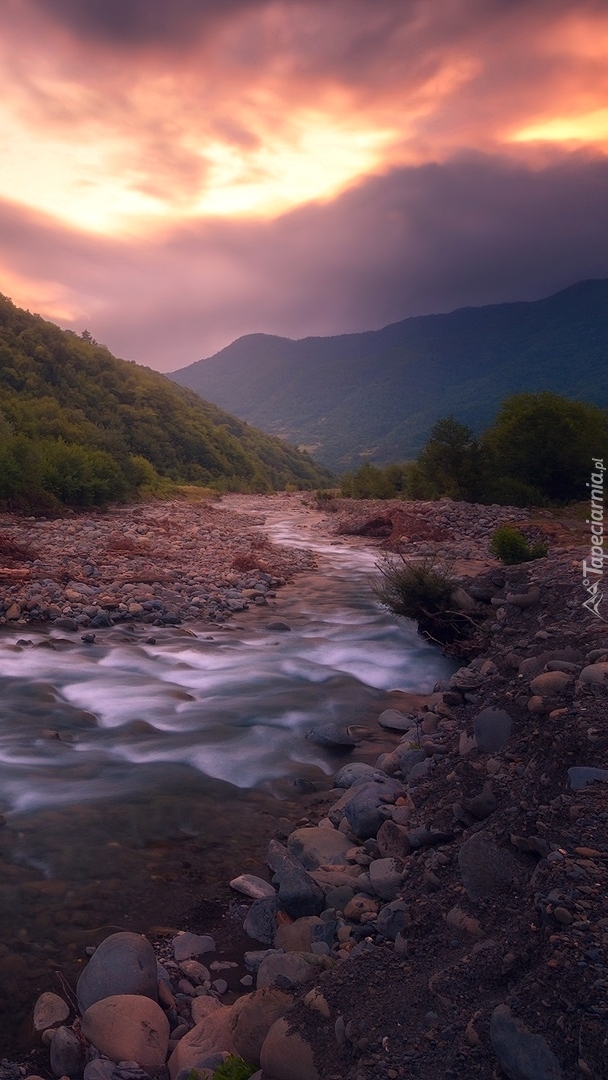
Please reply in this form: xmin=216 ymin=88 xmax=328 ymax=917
xmin=582 ymin=458 xmax=606 ymax=620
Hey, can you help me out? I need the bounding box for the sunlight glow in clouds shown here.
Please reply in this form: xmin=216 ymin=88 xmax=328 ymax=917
xmin=0 ymin=0 xmax=607 ymax=365
xmin=510 ymin=108 xmax=608 ymax=149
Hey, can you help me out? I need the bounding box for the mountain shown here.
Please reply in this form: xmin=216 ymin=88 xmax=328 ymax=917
xmin=170 ymin=279 xmax=608 ymax=471
xmin=0 ymin=295 xmax=332 ymax=507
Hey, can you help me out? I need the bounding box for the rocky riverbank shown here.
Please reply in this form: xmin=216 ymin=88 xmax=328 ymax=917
xmin=3 ymin=495 xmax=608 ymax=1080
xmin=0 ymin=496 xmax=316 ymax=630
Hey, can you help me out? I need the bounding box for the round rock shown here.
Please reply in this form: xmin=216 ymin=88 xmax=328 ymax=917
xmin=82 ymin=995 xmax=169 ymax=1073
xmin=76 ymin=932 xmax=158 ymax=1013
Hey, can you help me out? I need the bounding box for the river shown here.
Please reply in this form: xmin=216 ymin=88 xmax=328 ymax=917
xmin=0 ymin=501 xmax=454 ymax=1051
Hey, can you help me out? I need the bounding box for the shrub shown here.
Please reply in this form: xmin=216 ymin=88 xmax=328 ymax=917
xmin=373 ymin=555 xmax=474 ymax=643
xmin=211 ymin=1057 xmax=258 ymax=1080
xmin=490 ymin=525 xmax=548 ymax=565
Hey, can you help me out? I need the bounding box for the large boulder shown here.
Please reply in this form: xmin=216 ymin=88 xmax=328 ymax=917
xmin=168 ymin=1002 xmax=236 ymax=1079
xmin=490 ymin=1004 xmax=562 ymax=1079
xmin=287 ymin=826 xmax=351 ymax=869
xmin=228 ymin=987 xmax=293 ymax=1063
xmin=260 ymin=1016 xmax=319 ymax=1080
xmin=76 ymin=932 xmax=158 ymax=1013
xmin=81 ymin=995 xmax=169 ymax=1074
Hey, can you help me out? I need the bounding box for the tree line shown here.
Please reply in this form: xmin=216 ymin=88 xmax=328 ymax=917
xmin=340 ymin=392 xmax=608 ymax=505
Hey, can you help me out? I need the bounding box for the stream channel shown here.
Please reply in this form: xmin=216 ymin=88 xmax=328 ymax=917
xmin=0 ymin=503 xmax=455 ymax=1050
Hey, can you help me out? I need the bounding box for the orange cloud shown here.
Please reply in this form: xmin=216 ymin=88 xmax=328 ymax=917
xmin=0 ymin=0 xmax=604 ymax=238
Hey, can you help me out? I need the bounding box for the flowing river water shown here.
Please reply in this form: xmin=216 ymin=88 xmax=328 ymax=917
xmin=0 ymin=501 xmax=455 ymax=1051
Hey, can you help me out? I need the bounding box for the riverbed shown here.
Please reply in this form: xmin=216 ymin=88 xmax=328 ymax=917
xmin=0 ymin=497 xmax=454 ymax=1050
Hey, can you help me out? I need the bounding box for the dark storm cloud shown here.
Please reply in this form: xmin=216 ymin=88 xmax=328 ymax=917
xmin=4 ymin=150 xmax=604 ymax=371
xmin=28 ymin=0 xmax=261 ymax=45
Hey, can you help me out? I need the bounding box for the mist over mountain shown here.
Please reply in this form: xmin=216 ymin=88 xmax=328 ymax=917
xmin=171 ymin=279 xmax=608 ymax=471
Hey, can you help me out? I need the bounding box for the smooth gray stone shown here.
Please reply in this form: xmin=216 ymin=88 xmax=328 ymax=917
xmin=243 ymin=896 xmax=282 ymax=945
xmin=343 ymin=778 xmax=406 ymax=840
xmin=490 ymin=1004 xmax=562 ymax=1079
xmin=568 ymin=766 xmax=608 ymax=790
xmin=307 ymin=723 xmax=356 ymax=748
xmin=50 ymin=1026 xmax=86 ymax=1078
xmin=76 ymin=932 xmax=158 ymax=1013
xmin=333 ymin=762 xmax=379 ymax=789
xmin=172 ymin=931 xmax=215 ymax=961
xmin=473 ymin=707 xmax=513 ymax=752
xmin=273 ymin=866 xmax=325 ymax=919
xmin=376 ymin=899 xmax=409 ymax=940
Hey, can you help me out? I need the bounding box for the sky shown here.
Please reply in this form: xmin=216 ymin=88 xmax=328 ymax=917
xmin=1 ymin=0 xmax=608 ymax=372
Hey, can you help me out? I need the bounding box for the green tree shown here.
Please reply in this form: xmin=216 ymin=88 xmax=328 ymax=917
xmin=482 ymin=392 xmax=608 ymax=503
xmin=417 ymin=416 xmax=484 ymax=500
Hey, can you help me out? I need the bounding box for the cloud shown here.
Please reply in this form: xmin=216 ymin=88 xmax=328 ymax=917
xmin=0 ymin=1 xmax=607 ymax=371
xmin=2 ymin=150 xmax=607 ymax=371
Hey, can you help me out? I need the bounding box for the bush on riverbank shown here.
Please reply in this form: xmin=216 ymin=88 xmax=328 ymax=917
xmin=490 ymin=525 xmax=548 ymax=565
xmin=373 ymin=555 xmax=476 ymax=644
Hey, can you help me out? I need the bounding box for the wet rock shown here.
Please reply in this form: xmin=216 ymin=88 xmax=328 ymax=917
xmin=307 ymin=723 xmax=356 ymax=748
xmin=76 ymin=931 xmax=158 ymax=1013
xmin=490 ymin=1004 xmax=562 ymax=1079
xmin=266 ymin=621 xmax=291 ymax=632
xmin=377 ymin=709 xmax=416 ymax=732
xmin=333 ymin=762 xmax=379 ymax=788
xmin=81 ymin=995 xmax=169 ymax=1073
xmin=473 ymin=707 xmax=513 ymax=752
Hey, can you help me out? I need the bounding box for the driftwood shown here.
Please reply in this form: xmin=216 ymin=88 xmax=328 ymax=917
xmin=0 ymin=568 xmax=30 ymax=577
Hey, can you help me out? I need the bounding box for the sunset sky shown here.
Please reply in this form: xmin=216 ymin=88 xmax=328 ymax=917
xmin=1 ymin=0 xmax=608 ymax=370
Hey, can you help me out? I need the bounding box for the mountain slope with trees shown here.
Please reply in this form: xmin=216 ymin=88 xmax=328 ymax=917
xmin=171 ymin=279 xmax=608 ymax=471
xmin=0 ymin=295 xmax=332 ymax=508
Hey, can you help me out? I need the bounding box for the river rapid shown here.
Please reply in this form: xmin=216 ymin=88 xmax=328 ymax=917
xmin=0 ymin=500 xmax=454 ymax=1050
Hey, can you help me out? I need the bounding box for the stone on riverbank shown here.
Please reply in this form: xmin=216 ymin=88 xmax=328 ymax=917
xmin=81 ymin=995 xmax=169 ymax=1073
xmin=260 ymin=1016 xmax=319 ymax=1080
xmin=287 ymin=826 xmax=352 ymax=869
xmin=76 ymin=931 xmax=158 ymax=1013
xmin=490 ymin=1004 xmax=562 ymax=1079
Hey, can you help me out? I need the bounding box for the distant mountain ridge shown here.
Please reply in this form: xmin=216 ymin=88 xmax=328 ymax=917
xmin=170 ymin=279 xmax=608 ymax=471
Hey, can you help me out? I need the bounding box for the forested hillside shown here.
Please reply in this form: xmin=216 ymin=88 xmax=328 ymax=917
xmin=171 ymin=279 xmax=608 ymax=471
xmin=0 ymin=296 xmax=332 ymax=508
